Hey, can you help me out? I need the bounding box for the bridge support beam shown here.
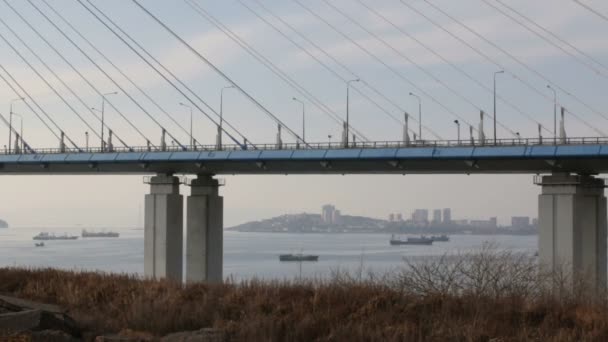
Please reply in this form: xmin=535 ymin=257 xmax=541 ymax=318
xmin=186 ymin=175 xmax=223 ymax=283
xmin=538 ymin=173 xmax=607 ymax=290
xmin=144 ymin=174 xmax=183 ymax=281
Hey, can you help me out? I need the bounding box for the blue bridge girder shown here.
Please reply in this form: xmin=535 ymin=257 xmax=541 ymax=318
xmin=0 ymin=138 xmax=607 ymax=175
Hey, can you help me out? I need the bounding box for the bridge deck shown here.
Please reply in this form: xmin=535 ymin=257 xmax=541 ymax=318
xmin=1 ymin=139 xmax=608 ymax=175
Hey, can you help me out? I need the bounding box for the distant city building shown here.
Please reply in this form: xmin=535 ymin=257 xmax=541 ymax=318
xmin=389 ymin=213 xmax=395 ymax=222
xmin=432 ymin=209 xmax=442 ymax=223
xmin=532 ymin=218 xmax=538 ymax=227
xmin=396 ymin=213 xmax=403 ymax=222
xmin=322 ymin=205 xmax=336 ymax=224
xmin=412 ymin=209 xmax=429 ymax=225
xmin=443 ymin=208 xmax=452 ymax=223
xmin=333 ymin=210 xmax=342 ymax=225
xmin=470 ymin=217 xmax=497 ymax=229
xmin=512 ymin=216 xmax=531 ymax=228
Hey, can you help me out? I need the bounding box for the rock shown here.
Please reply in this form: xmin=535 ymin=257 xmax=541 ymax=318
xmin=0 ymin=309 xmax=80 ymax=337
xmin=0 ymin=295 xmax=65 ymax=314
xmin=161 ymin=328 xmax=224 ymax=342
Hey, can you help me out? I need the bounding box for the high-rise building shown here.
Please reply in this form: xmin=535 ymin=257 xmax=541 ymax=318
xmin=388 ymin=213 xmax=395 ymax=222
xmin=396 ymin=213 xmax=403 ymax=222
xmin=321 ymin=205 xmax=335 ymax=224
xmin=333 ymin=210 xmax=342 ymax=225
xmin=443 ymin=208 xmax=452 ymax=223
xmin=412 ymin=209 xmax=429 ymax=225
xmin=433 ymin=209 xmax=442 ymax=223
xmin=511 ymin=216 xmax=530 ymax=228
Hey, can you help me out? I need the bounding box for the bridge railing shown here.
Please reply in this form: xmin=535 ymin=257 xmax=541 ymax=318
xmin=1 ymin=136 xmax=607 ymax=155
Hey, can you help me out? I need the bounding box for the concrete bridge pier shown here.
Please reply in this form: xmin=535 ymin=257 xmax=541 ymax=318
xmin=538 ymin=173 xmax=607 ymax=289
xmin=144 ymin=174 xmax=183 ymax=281
xmin=186 ymin=175 xmax=224 ymax=283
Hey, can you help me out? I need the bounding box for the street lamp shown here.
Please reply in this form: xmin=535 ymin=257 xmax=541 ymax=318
xmin=516 ymin=132 xmax=522 ymax=144
xmin=346 ymin=78 xmax=360 ymax=147
xmin=409 ymin=92 xmax=422 ymax=140
xmin=9 ymin=97 xmax=25 ymax=153
xmin=219 ymin=85 xmax=235 ymax=148
xmin=328 ymin=134 xmax=332 ymax=146
xmin=85 ymin=131 xmax=89 ymax=151
xmin=292 ymin=97 xmax=305 ymax=143
xmin=11 ymin=113 xmax=23 ymax=153
xmin=98 ymin=92 xmax=118 ymax=151
xmin=547 ymin=85 xmax=557 ymax=144
xmin=493 ymin=70 xmax=504 ymax=145
xmin=454 ymin=120 xmax=460 ymax=145
xmin=179 ymin=102 xmax=194 ymax=148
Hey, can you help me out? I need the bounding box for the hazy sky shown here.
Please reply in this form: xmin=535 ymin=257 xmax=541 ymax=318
xmin=0 ymin=0 xmax=606 ymax=227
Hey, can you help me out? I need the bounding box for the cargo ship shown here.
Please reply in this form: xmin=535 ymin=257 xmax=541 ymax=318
xmin=430 ymin=234 xmax=450 ymax=242
xmin=82 ymin=230 xmax=120 ymax=238
xmin=279 ymin=254 xmax=319 ymax=262
xmin=33 ymin=233 xmax=78 ymax=241
xmin=390 ymin=235 xmax=434 ymax=246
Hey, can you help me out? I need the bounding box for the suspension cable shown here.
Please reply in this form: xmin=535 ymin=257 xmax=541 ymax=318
xmin=80 ymin=0 xmax=252 ymax=148
xmin=40 ymin=0 xmax=191 ymax=147
xmin=186 ymin=0 xmax=370 ymax=142
xmin=398 ymin=0 xmax=606 ymax=137
xmin=420 ymin=0 xmax=608 ymax=127
xmin=323 ymin=0 xmax=519 ymax=138
xmin=248 ymin=0 xmax=443 ymax=140
xmin=481 ymin=0 xmax=608 ymax=78
xmin=0 ymin=12 xmax=132 ymax=148
xmin=0 ymin=65 xmax=82 ymax=148
xmin=9 ymin=0 xmax=152 ymax=148
xmin=130 ymin=0 xmax=307 ymax=145
xmin=293 ymin=0 xmax=476 ymax=132
xmin=354 ymin=0 xmax=550 ymax=135
xmin=0 ymin=21 xmax=103 ymax=141
xmin=23 ymin=0 xmax=184 ymax=150
xmin=0 ymin=111 xmax=35 ymax=153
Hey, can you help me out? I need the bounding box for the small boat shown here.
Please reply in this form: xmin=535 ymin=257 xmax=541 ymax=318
xmin=82 ymin=229 xmax=120 ymax=238
xmin=279 ymin=254 xmax=319 ymax=262
xmin=430 ymin=234 xmax=450 ymax=242
xmin=33 ymin=232 xmax=78 ymax=241
xmin=390 ymin=235 xmax=434 ymax=246
xmin=35 ymin=242 xmax=44 ymax=247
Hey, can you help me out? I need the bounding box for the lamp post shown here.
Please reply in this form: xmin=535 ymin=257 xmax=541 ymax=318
xmin=454 ymin=120 xmax=460 ymax=145
xmin=292 ymin=97 xmax=305 ymax=143
xmin=346 ymin=79 xmax=360 ymax=147
xmin=328 ymin=134 xmax=332 ymax=146
xmin=9 ymin=97 xmax=25 ymax=153
xmin=493 ymin=70 xmax=504 ymax=145
xmin=11 ymin=113 xmax=23 ymax=152
xmin=547 ymin=85 xmax=557 ymax=144
xmin=179 ymin=102 xmax=194 ymax=147
xmin=219 ymin=85 xmax=235 ymax=147
xmin=409 ymin=92 xmax=422 ymax=140
xmin=98 ymin=92 xmax=118 ymax=151
xmin=85 ymin=131 xmax=89 ymax=151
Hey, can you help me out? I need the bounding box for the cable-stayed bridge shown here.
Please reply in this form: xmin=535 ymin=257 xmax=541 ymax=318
xmin=0 ymin=0 xmax=607 ymax=288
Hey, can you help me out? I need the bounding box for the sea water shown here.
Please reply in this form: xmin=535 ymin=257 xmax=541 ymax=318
xmin=0 ymin=227 xmax=537 ymax=281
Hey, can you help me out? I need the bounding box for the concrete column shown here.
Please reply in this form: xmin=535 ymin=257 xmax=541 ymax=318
xmin=186 ymin=175 xmax=224 ymax=283
xmin=144 ymin=174 xmax=183 ymax=281
xmin=538 ymin=173 xmax=607 ymax=290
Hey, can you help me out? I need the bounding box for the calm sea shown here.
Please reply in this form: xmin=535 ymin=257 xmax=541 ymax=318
xmin=0 ymin=227 xmax=537 ymax=281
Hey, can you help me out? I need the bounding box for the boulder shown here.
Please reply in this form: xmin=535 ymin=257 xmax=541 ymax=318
xmin=0 ymin=296 xmax=80 ymax=338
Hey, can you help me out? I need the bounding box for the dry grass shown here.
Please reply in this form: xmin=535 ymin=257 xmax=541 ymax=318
xmin=1 ymin=246 xmax=608 ymax=341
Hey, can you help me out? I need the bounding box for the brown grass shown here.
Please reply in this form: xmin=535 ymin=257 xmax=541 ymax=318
xmin=1 ymin=247 xmax=608 ymax=341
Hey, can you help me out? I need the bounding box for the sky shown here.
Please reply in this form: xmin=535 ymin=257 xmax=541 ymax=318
xmin=0 ymin=0 xmax=606 ymax=227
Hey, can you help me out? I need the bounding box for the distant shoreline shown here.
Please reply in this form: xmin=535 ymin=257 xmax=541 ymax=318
xmin=227 ymin=229 xmax=538 ymax=236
